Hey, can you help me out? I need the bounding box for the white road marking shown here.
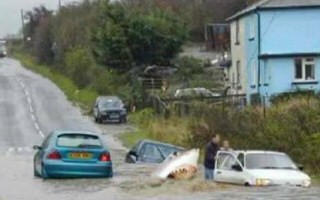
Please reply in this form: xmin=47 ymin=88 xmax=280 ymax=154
xmin=24 ymin=90 xmax=29 ymax=96
xmin=5 ymin=146 xmax=34 ymax=154
xmin=29 ymin=106 xmax=34 ymax=113
xmin=16 ymin=76 xmax=45 ymax=139
xmin=27 ymin=97 xmax=31 ymax=104
xmin=34 ymin=123 xmax=40 ymax=131
xmin=38 ymin=130 xmax=45 ymax=138
xmin=31 ymin=114 xmax=36 ymax=121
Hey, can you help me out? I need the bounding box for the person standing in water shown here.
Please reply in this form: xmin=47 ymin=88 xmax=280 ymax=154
xmin=204 ymin=134 xmax=220 ymax=180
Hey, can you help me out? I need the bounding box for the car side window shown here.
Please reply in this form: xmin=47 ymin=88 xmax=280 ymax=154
xmin=237 ymin=153 xmax=245 ymax=167
xmin=42 ymin=133 xmax=53 ymax=149
xmin=222 ymin=155 xmax=237 ymax=170
xmin=216 ymin=152 xmax=230 ymax=169
xmin=141 ymin=144 xmax=163 ymax=160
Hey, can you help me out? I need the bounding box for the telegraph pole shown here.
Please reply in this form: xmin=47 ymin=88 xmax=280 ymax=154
xmin=20 ymin=9 xmax=26 ymax=43
xmin=58 ymin=0 xmax=62 ymax=9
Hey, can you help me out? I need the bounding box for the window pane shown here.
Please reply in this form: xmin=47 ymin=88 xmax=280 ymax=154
xmin=157 ymin=145 xmax=182 ymax=158
xmin=252 ymin=60 xmax=256 ymax=84
xmin=305 ymin=64 xmax=315 ymax=80
xmin=236 ymin=61 xmax=241 ymax=84
xmin=295 ymin=59 xmax=302 ymax=79
xmin=236 ymin=20 xmax=240 ymax=44
xmin=237 ymin=153 xmax=245 ymax=167
xmin=216 ymin=153 xmax=229 ymax=169
xmin=222 ymin=155 xmax=236 ymax=170
xmin=305 ymin=58 xmax=315 ymax=63
xmin=144 ymin=144 xmax=162 ymax=159
xmin=57 ymin=134 xmax=102 ymax=148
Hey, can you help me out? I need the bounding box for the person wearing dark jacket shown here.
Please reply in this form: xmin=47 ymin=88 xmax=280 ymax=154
xmin=204 ymin=134 xmax=220 ymax=180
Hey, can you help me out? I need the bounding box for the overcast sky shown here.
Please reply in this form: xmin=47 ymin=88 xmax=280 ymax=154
xmin=0 ymin=0 xmax=82 ymax=38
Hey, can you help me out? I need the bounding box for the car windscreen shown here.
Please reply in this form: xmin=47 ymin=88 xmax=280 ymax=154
xmin=57 ymin=134 xmax=102 ymax=148
xmin=246 ymin=153 xmax=297 ymax=170
xmin=99 ymin=99 xmax=122 ymax=109
xmin=157 ymin=145 xmax=183 ymax=157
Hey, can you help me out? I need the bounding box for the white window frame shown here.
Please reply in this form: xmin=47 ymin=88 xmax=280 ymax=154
xmin=294 ymin=57 xmax=316 ymax=81
xmin=249 ymin=16 xmax=255 ymax=40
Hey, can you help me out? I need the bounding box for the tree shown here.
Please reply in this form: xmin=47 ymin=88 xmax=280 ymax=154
xmin=33 ymin=17 xmax=54 ymax=64
xmin=124 ymin=0 xmax=247 ymax=41
xmin=24 ymin=6 xmax=53 ymax=41
xmin=23 ymin=6 xmax=54 ymax=64
xmin=53 ymin=0 xmax=100 ymax=65
xmin=91 ymin=1 xmax=188 ymax=72
xmin=65 ymin=47 xmax=94 ymax=88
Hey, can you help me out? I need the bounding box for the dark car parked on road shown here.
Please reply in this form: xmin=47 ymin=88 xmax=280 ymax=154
xmin=93 ymin=96 xmax=127 ymax=124
xmin=125 ymin=140 xmax=185 ymax=164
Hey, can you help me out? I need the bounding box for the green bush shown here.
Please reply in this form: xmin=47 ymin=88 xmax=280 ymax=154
xmin=129 ymin=108 xmax=156 ymax=128
xmin=65 ymin=48 xmax=94 ymax=89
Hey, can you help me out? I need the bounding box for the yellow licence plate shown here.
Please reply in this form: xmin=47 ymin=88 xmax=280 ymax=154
xmin=69 ymin=152 xmax=92 ymax=159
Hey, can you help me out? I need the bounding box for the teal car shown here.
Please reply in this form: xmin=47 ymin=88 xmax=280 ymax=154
xmin=33 ymin=131 xmax=113 ymax=179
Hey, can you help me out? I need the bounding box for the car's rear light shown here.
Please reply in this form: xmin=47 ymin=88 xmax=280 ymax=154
xmin=47 ymin=150 xmax=61 ymax=160
xmin=99 ymin=152 xmax=111 ymax=162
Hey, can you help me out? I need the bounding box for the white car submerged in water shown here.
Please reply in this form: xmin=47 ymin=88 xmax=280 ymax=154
xmin=214 ymin=150 xmax=311 ymax=187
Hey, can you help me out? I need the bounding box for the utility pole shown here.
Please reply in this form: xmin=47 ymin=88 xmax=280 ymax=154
xmin=20 ymin=9 xmax=26 ymax=43
xmin=58 ymin=0 xmax=62 ymax=10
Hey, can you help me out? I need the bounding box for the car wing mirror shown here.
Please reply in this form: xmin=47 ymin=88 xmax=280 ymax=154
xmin=129 ymin=151 xmax=138 ymax=159
xmin=33 ymin=145 xmax=42 ymax=150
xmin=232 ymin=164 xmax=243 ymax=172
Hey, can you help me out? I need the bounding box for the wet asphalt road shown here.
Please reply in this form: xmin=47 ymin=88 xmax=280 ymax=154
xmin=0 ymin=57 xmax=320 ymax=200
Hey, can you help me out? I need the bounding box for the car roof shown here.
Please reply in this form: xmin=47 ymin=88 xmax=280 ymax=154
xmin=52 ymin=130 xmax=101 ymax=137
xmin=233 ymin=150 xmax=286 ymax=155
xmin=139 ymin=139 xmax=184 ymax=149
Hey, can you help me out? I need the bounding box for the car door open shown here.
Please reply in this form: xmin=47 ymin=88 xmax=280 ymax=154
xmin=214 ymin=151 xmax=245 ymax=184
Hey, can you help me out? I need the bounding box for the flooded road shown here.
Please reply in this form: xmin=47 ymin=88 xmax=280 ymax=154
xmin=0 ymin=57 xmax=320 ymax=200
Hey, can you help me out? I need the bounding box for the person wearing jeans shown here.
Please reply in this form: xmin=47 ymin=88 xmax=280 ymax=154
xmin=204 ymin=134 xmax=220 ymax=180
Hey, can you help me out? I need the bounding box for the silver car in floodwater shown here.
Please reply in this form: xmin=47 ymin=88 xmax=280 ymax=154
xmin=215 ymin=150 xmax=311 ymax=187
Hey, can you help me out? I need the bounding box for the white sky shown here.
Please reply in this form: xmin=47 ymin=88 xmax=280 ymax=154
xmin=0 ymin=0 xmax=82 ymax=38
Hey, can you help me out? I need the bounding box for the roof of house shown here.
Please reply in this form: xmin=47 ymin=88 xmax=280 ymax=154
xmin=227 ymin=0 xmax=320 ymax=21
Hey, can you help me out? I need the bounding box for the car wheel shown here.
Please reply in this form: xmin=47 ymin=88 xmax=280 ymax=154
xmin=120 ymin=117 xmax=127 ymax=124
xmin=33 ymin=164 xmax=40 ymax=177
xmin=96 ymin=114 xmax=102 ymax=124
xmin=41 ymin=165 xmax=48 ymax=179
xmin=98 ymin=117 xmax=103 ymax=124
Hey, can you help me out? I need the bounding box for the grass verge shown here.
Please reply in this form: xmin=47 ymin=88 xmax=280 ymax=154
xmin=13 ymin=52 xmax=98 ymax=112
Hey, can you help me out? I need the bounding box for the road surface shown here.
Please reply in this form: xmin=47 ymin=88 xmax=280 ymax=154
xmin=0 ymin=57 xmax=320 ymax=200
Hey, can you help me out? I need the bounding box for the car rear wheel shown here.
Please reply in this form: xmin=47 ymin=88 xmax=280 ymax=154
xmin=41 ymin=165 xmax=49 ymax=179
xmin=33 ymin=164 xmax=40 ymax=177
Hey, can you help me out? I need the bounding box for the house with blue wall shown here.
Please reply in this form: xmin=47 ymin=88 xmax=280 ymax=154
xmin=226 ymin=0 xmax=320 ymax=104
